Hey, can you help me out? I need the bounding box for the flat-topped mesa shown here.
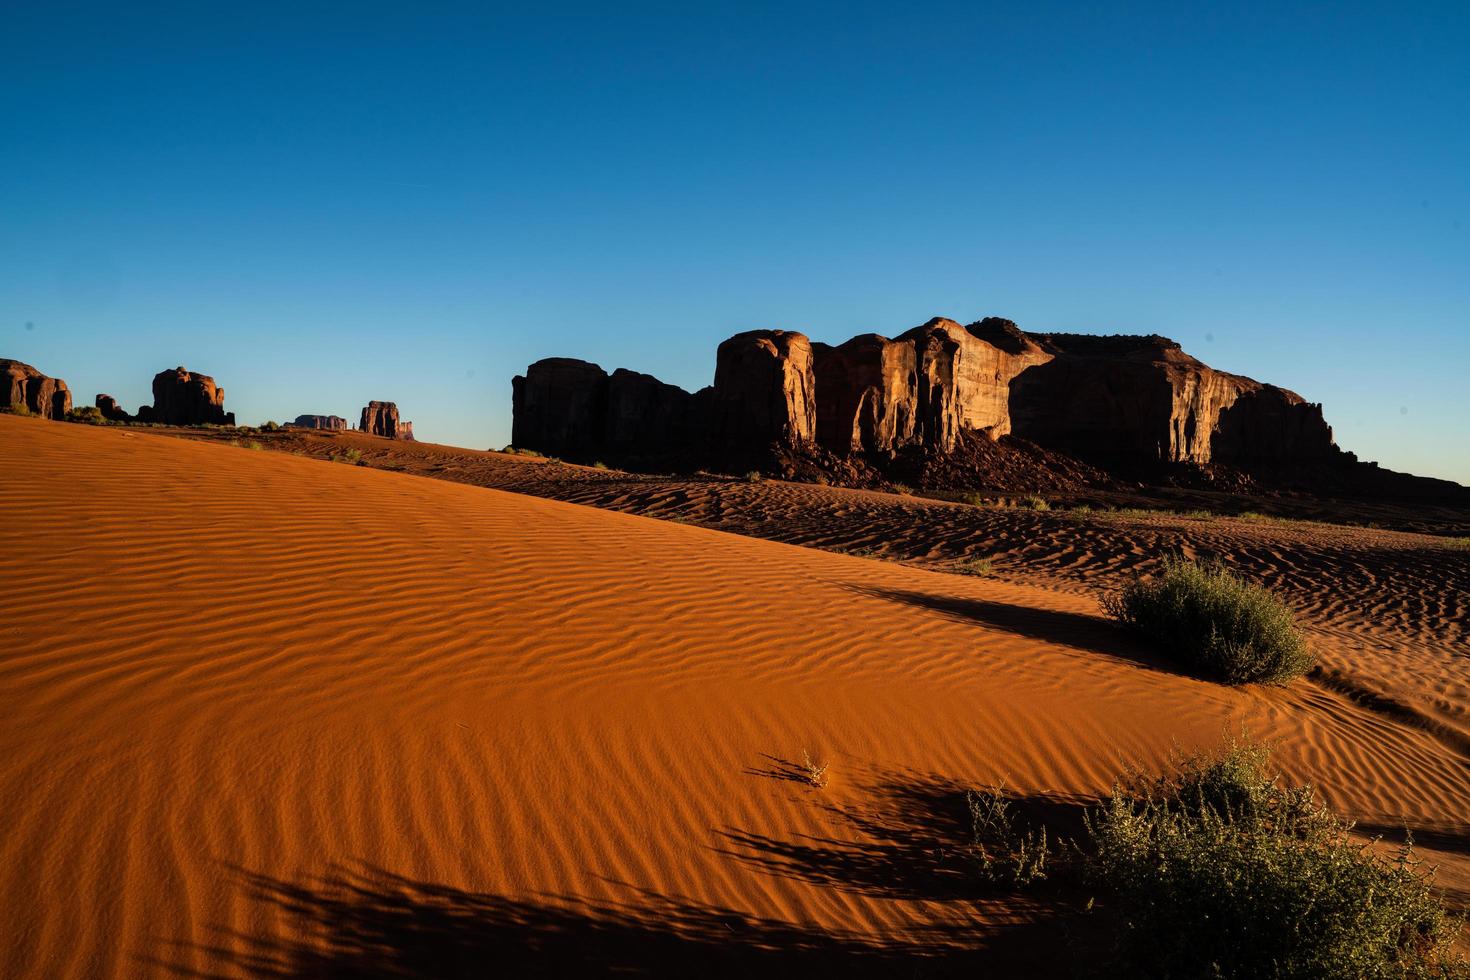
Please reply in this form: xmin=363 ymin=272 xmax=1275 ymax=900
xmin=1 ymin=359 xmax=71 ymax=419
xmin=135 ymin=366 xmax=233 ymax=426
xmin=95 ymin=394 xmax=132 ymax=422
xmin=1009 ymin=333 xmax=1337 ymax=468
xmin=360 ymin=401 xmax=413 ymax=440
xmin=287 ymin=414 xmax=348 ymax=430
xmin=712 ymin=330 xmax=816 ymax=448
xmin=896 ymin=317 xmax=1053 ymax=453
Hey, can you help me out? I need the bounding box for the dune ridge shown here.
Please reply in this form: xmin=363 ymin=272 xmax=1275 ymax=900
xmin=2 ymin=415 xmax=1467 ymax=977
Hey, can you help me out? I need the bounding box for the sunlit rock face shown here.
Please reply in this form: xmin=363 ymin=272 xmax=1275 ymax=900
xmin=712 ymin=330 xmax=816 ymax=449
xmin=1 ymin=360 xmax=71 ymax=419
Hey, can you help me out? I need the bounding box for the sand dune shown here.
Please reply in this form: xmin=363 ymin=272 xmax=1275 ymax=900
xmin=2 ymin=415 xmax=1467 ymax=977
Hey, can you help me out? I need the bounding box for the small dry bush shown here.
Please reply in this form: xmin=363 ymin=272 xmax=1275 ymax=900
xmin=1101 ymin=557 xmax=1312 ymax=684
xmin=800 ymin=751 xmax=829 ymax=789
xmin=1084 ymin=738 xmax=1466 ymax=979
xmin=956 ymin=557 xmax=995 ymax=577
xmin=743 ymin=470 xmax=764 ymax=483
xmin=967 ymin=784 xmax=1050 ymax=887
xmin=1022 ymin=495 xmax=1050 ymax=511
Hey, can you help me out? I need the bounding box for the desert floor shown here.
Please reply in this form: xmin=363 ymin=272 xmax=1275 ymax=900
xmin=2 ymin=416 xmax=1467 ymax=977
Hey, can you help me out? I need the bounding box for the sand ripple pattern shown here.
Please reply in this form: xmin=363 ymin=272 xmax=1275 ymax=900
xmin=2 ymin=417 xmax=1467 ymax=978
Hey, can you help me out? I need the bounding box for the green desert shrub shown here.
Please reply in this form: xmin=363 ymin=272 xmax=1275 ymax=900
xmin=65 ymin=405 xmax=107 ymax=425
xmin=1084 ymin=739 xmax=1465 ymax=979
xmin=1 ymin=402 xmax=33 ymax=416
xmin=1022 ymin=495 xmax=1050 ymax=511
xmin=1101 ymin=557 xmax=1312 ymax=684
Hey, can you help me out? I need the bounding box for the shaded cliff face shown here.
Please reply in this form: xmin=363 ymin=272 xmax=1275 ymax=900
xmin=512 ymin=358 xmax=610 ymax=458
xmin=512 ymin=358 xmax=704 ymax=461
xmin=1008 ymin=335 xmax=1338 ymax=469
xmin=713 ymin=330 xmax=816 ymax=448
xmin=1 ymin=360 xmax=72 ymax=419
xmin=135 ymin=367 xmax=232 ymax=426
xmin=360 ymin=401 xmax=413 ymax=440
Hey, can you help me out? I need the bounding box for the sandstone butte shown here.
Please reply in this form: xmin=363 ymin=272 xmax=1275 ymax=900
xmin=511 ymin=315 xmax=1346 ymax=480
xmin=360 ymin=400 xmax=415 ymax=440
xmin=1 ymin=359 xmax=72 ymax=419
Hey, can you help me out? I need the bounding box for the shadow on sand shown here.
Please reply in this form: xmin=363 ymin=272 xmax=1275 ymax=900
xmin=150 ymin=863 xmax=1060 ymax=979
xmin=153 ymin=772 xmax=1099 ymax=978
xmin=854 ymin=585 xmax=1185 ymax=676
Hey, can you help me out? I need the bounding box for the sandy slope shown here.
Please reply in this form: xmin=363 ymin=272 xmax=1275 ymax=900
xmin=2 ymin=415 xmax=1467 ymax=977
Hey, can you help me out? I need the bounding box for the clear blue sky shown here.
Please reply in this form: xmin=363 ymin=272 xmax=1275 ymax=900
xmin=3 ymin=2 xmax=1467 ymax=483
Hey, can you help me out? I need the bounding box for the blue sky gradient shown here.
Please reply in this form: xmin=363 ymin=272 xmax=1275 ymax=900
xmin=3 ymin=2 xmax=1467 ymax=481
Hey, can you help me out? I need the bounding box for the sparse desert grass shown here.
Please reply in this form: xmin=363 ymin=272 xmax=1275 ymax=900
xmin=1082 ymin=737 xmax=1466 ymax=979
xmin=890 ymin=482 xmax=913 ymax=496
xmin=329 ymin=449 xmax=364 ymax=465
xmin=955 ymin=556 xmax=995 ymax=577
xmin=967 ymin=784 xmax=1050 ymax=886
xmin=1021 ymin=495 xmax=1050 ymax=511
xmin=1439 ymin=536 xmax=1470 ymax=551
xmin=244 ymin=440 xmax=264 ymax=451
xmin=743 ymin=470 xmax=764 ymax=483
xmin=499 ymin=445 xmax=544 ymax=457
xmin=591 ymin=460 xmax=610 ymax=470
xmin=1101 ymin=557 xmax=1313 ymax=684
xmin=799 ymin=750 xmax=829 ymax=789
xmin=1 ymin=403 xmax=33 ymax=417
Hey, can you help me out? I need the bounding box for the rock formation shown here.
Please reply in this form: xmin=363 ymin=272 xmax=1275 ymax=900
xmin=1 ymin=360 xmax=72 ymax=419
xmin=95 ymin=394 xmax=132 ymax=422
xmin=1008 ymin=335 xmax=1337 ymax=469
xmin=898 ymin=317 xmax=1053 ymax=451
xmin=812 ymin=334 xmax=918 ymax=456
xmin=288 ymin=414 xmax=348 ymax=430
xmin=512 ymin=359 xmax=610 ymax=458
xmin=135 ymin=366 xmax=233 ymax=426
xmin=510 ymin=314 xmax=1349 ymax=484
xmin=712 ymin=330 xmax=816 ymax=448
xmin=360 ymin=401 xmax=413 ymax=440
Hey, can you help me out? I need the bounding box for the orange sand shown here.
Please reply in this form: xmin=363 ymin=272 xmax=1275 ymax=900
xmin=1 ymin=414 xmax=1466 ymax=977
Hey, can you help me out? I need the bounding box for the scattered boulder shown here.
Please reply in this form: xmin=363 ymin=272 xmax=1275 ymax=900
xmin=288 ymin=414 xmax=348 ymax=430
xmin=136 ymin=366 xmax=233 ymax=426
xmin=1 ymin=359 xmax=72 ymax=419
xmin=712 ymin=330 xmax=816 ymax=448
xmin=95 ymin=394 xmax=133 ymax=422
xmin=360 ymin=401 xmax=413 ymax=440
